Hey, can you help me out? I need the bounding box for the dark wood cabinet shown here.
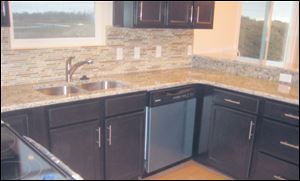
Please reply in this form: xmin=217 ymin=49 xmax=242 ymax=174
xmin=48 ymin=93 xmax=146 ymax=180
xmin=250 ymin=152 xmax=299 ymax=180
xmin=113 ymin=1 xmax=165 ymax=28
xmin=105 ymin=111 xmax=145 ymax=180
xmin=135 ymin=1 xmax=166 ymax=28
xmin=1 ymin=1 xmax=10 ymax=27
xmin=104 ymin=92 xmax=146 ymax=180
xmin=193 ymin=1 xmax=215 ymax=29
xmin=1 ymin=107 xmax=49 ymax=148
xmin=166 ymin=1 xmax=193 ymax=28
xmin=48 ymin=100 xmax=104 ymax=180
xmin=50 ymin=120 xmax=104 ymax=180
xmin=113 ymin=1 xmax=215 ymax=29
xmin=250 ymin=100 xmax=299 ymax=180
xmin=208 ymin=106 xmax=256 ymax=179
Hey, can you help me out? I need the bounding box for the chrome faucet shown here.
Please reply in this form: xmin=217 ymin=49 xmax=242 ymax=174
xmin=66 ymin=56 xmax=93 ymax=83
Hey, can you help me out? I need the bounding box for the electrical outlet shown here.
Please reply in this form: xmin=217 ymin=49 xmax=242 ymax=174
xmin=279 ymin=73 xmax=292 ymax=83
xmin=116 ymin=47 xmax=123 ymax=60
xmin=134 ymin=47 xmax=141 ymax=60
xmin=187 ymin=45 xmax=193 ymax=56
xmin=156 ymin=45 xmax=162 ymax=58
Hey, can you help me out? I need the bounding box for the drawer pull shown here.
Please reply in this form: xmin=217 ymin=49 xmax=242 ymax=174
xmin=280 ymin=141 xmax=299 ymax=150
xmin=284 ymin=113 xmax=299 ymax=120
xmin=273 ymin=175 xmax=286 ymax=180
xmin=190 ymin=5 xmax=194 ymax=23
xmin=248 ymin=121 xmax=255 ymax=140
xmin=224 ymin=99 xmax=241 ymax=105
xmin=96 ymin=127 xmax=101 ymax=148
xmin=107 ymin=125 xmax=112 ymax=146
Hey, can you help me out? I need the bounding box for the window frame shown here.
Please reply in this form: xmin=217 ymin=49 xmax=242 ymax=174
xmin=8 ymin=1 xmax=112 ymax=49
xmin=237 ymin=1 xmax=299 ymax=68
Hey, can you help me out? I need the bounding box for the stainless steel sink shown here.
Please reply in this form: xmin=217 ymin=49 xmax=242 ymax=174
xmin=37 ymin=85 xmax=85 ymax=96
xmin=77 ymin=80 xmax=127 ymax=91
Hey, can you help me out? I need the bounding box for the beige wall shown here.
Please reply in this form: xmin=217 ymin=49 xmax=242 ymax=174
xmin=293 ymin=37 xmax=299 ymax=71
xmin=193 ymin=1 xmax=299 ymax=70
xmin=193 ymin=1 xmax=241 ymax=59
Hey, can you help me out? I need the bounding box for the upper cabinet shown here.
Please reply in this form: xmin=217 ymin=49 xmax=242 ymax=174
xmin=135 ymin=1 xmax=166 ymax=28
xmin=113 ymin=1 xmax=215 ymax=29
xmin=193 ymin=1 xmax=215 ymax=29
xmin=166 ymin=1 xmax=194 ymax=28
xmin=1 ymin=1 xmax=10 ymax=27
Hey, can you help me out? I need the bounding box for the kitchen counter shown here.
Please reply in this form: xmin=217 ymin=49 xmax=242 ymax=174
xmin=1 ymin=68 xmax=299 ymax=113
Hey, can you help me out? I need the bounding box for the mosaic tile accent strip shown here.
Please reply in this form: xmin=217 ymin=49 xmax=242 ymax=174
xmin=192 ymin=56 xmax=299 ymax=87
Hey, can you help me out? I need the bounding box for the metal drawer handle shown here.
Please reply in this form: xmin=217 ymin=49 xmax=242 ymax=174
xmin=139 ymin=2 xmax=143 ymax=21
xmin=284 ymin=113 xmax=299 ymax=120
xmin=274 ymin=175 xmax=286 ymax=180
xmin=224 ymin=98 xmax=241 ymax=105
xmin=96 ymin=127 xmax=101 ymax=148
xmin=248 ymin=121 xmax=255 ymax=140
xmin=190 ymin=5 xmax=194 ymax=23
xmin=196 ymin=6 xmax=200 ymax=23
xmin=280 ymin=141 xmax=299 ymax=150
xmin=107 ymin=125 xmax=112 ymax=146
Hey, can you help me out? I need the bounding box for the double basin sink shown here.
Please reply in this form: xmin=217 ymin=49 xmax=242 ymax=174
xmin=37 ymin=80 xmax=127 ymax=96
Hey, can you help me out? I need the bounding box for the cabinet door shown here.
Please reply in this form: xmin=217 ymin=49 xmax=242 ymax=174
xmin=1 ymin=113 xmax=29 ymax=136
xmin=50 ymin=120 xmax=104 ymax=180
xmin=135 ymin=1 xmax=165 ymax=28
xmin=1 ymin=1 xmax=10 ymax=27
xmin=193 ymin=1 xmax=215 ymax=29
xmin=1 ymin=108 xmax=49 ymax=148
xmin=208 ymin=106 xmax=256 ymax=179
xmin=105 ymin=111 xmax=145 ymax=180
xmin=166 ymin=1 xmax=194 ymax=28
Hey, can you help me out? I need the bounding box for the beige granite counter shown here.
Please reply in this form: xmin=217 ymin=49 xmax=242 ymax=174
xmin=1 ymin=68 xmax=299 ymax=113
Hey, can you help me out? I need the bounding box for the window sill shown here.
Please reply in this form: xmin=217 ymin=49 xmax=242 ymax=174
xmin=237 ymin=56 xmax=285 ymax=68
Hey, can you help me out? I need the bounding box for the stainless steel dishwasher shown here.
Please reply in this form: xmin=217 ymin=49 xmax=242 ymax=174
xmin=145 ymin=87 xmax=197 ymax=174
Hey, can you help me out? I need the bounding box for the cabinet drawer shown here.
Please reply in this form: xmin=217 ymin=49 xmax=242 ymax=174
xmin=264 ymin=101 xmax=299 ymax=126
xmin=105 ymin=93 xmax=146 ymax=117
xmin=251 ymin=152 xmax=299 ymax=180
xmin=213 ymin=89 xmax=259 ymax=114
xmin=259 ymin=119 xmax=299 ymax=165
xmin=49 ymin=101 xmax=101 ymax=128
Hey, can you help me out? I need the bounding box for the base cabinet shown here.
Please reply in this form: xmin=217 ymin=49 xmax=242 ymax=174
xmin=50 ymin=120 xmax=104 ymax=180
xmin=105 ymin=111 xmax=145 ymax=180
xmin=250 ymin=100 xmax=299 ymax=180
xmin=1 ymin=107 xmax=49 ymax=148
xmin=250 ymin=152 xmax=299 ymax=180
xmin=208 ymin=106 xmax=256 ymax=179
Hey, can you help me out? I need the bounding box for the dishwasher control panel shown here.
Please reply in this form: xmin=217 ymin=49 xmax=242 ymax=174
xmin=150 ymin=87 xmax=196 ymax=107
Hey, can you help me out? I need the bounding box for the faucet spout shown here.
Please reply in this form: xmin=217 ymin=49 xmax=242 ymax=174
xmin=66 ymin=57 xmax=93 ymax=83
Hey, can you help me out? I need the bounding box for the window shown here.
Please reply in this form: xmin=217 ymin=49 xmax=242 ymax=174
xmin=238 ymin=1 xmax=299 ymax=67
xmin=9 ymin=1 xmax=112 ymax=49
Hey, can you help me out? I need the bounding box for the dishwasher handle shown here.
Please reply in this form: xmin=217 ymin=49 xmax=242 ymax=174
xmin=165 ymin=88 xmax=195 ymax=97
xmin=150 ymin=87 xmax=196 ymax=107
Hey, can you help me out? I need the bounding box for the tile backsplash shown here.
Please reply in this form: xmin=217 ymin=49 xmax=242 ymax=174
xmin=1 ymin=26 xmax=193 ymax=86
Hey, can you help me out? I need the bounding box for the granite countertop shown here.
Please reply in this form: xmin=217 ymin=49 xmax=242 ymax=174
xmin=1 ymin=68 xmax=299 ymax=113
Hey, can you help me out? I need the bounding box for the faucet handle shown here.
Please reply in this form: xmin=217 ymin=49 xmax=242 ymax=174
xmin=85 ymin=59 xmax=93 ymax=64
